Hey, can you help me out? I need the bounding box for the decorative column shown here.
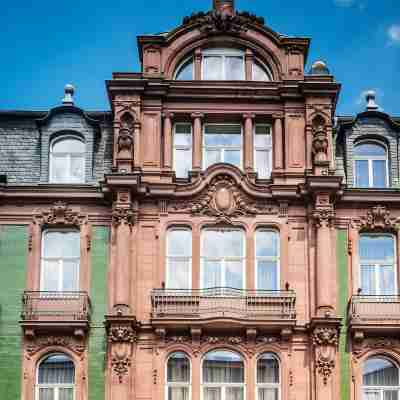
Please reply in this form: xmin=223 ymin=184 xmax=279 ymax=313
xmin=162 ymin=112 xmax=174 ymax=170
xmin=191 ymin=112 xmax=204 ymax=172
xmin=243 ymin=113 xmax=255 ymax=172
xmin=194 ymin=48 xmax=202 ymax=80
xmin=245 ymin=49 xmax=254 ymax=80
xmin=272 ymin=113 xmax=284 ymax=170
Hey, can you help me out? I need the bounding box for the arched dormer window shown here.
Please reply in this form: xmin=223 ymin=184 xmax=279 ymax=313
xmin=257 ymin=353 xmax=280 ymax=400
xmin=363 ymin=357 xmax=399 ymax=400
xmin=354 ymin=141 xmax=388 ymax=188
xmin=174 ymin=49 xmax=272 ymax=81
xmin=50 ymin=135 xmax=85 ymax=184
xmin=37 ymin=353 xmax=75 ymax=400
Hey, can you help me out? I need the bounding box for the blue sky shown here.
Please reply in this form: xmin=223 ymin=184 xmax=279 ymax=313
xmin=1 ymin=0 xmax=399 ymax=116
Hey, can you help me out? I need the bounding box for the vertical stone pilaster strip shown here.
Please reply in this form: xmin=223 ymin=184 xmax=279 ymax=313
xmin=273 ymin=113 xmax=284 ymax=170
xmin=243 ymin=113 xmax=255 ymax=172
xmin=191 ymin=113 xmax=204 ymax=171
xmin=163 ymin=112 xmax=174 ymax=170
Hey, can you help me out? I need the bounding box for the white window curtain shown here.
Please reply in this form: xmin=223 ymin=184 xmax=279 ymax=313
xmin=174 ymin=124 xmax=192 ymax=178
xmin=50 ymin=136 xmax=85 ymax=184
xmin=37 ymin=354 xmax=75 ymax=400
xmin=166 ymin=229 xmax=192 ymax=289
xmin=41 ymin=231 xmax=80 ymax=292
xmin=254 ymin=125 xmax=272 ymax=179
xmin=359 ymin=234 xmax=396 ymax=295
xmin=201 ymin=230 xmax=245 ymax=289
xmin=167 ymin=353 xmax=191 ymax=400
xmin=255 ymin=230 xmax=279 ymax=290
xmin=363 ymin=358 xmax=399 ymax=400
xmin=257 ymin=353 xmax=280 ymax=400
xmin=203 ymin=125 xmax=242 ymax=169
xmin=203 ymin=351 xmax=244 ymax=400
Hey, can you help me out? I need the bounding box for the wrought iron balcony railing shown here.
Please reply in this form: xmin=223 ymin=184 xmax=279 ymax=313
xmin=151 ymin=287 xmax=296 ymax=321
xmin=21 ymin=291 xmax=91 ymax=322
xmin=349 ymin=295 xmax=400 ymax=323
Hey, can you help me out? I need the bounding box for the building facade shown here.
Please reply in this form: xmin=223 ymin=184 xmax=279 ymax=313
xmin=1 ymin=1 xmax=399 ymax=400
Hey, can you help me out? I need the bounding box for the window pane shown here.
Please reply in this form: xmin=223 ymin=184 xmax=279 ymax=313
xmin=255 ymin=128 xmax=271 ymax=147
xmin=168 ymin=387 xmax=189 ymax=400
xmin=355 ymin=160 xmax=369 ymax=188
xmin=359 ymin=236 xmax=394 ymax=263
xmin=204 ymin=56 xmax=223 ymax=80
xmin=222 ymin=230 xmax=244 ymax=258
xmin=204 ymin=150 xmax=222 ymax=168
xmin=224 ymin=150 xmax=241 ymax=167
xmin=203 ymin=351 xmax=244 ymax=383
xmin=62 ymin=260 xmax=79 ymax=291
xmin=363 ymin=390 xmax=380 ymax=400
xmin=380 ymin=265 xmax=396 ymax=295
xmin=62 ymin=232 xmax=81 ymax=258
xmin=43 ymin=232 xmax=63 ymax=258
xmin=361 ymin=264 xmax=377 ymax=295
xmin=226 ymin=387 xmax=244 ymax=400
xmin=168 ymin=230 xmax=191 ymax=256
xmin=255 ymin=150 xmax=271 ymax=178
xmin=38 ymin=354 xmax=75 ymax=384
xmin=51 ymin=155 xmax=68 ymax=183
xmin=41 ymin=260 xmax=60 ymax=291
xmin=256 ymin=231 xmax=278 ymax=257
xmin=205 ymin=125 xmax=242 ymax=145
xmin=70 ymin=156 xmax=85 ymax=183
xmin=258 ymin=388 xmax=278 ymax=400
xmin=39 ymin=388 xmax=54 ymax=400
xmin=257 ymin=261 xmax=278 ymax=290
xmin=203 ymin=260 xmax=222 ymax=288
xmin=53 ymin=138 xmax=84 ymax=153
xmin=354 ymin=143 xmax=386 ymax=157
xmin=384 ymin=390 xmax=399 ymax=400
xmin=257 ymin=354 xmax=279 ymax=383
xmin=253 ymin=62 xmax=271 ymax=81
xmin=225 ymin=56 xmax=244 ymax=80
xmin=226 ymin=261 xmax=243 ymax=289
xmin=373 ymin=160 xmax=387 ymax=188
xmin=167 ymin=353 xmax=190 ymax=382
xmin=363 ymin=358 xmax=399 ymax=386
xmin=59 ymin=388 xmax=74 ymax=400
xmin=204 ymin=387 xmax=221 ymax=400
xmin=175 ymin=124 xmax=192 ymax=144
xmin=175 ymin=149 xmax=192 ymax=178
xmin=176 ymin=60 xmax=194 ymax=80
xmin=167 ymin=259 xmax=190 ymax=289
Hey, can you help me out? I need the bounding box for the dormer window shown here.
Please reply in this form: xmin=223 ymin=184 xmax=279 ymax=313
xmin=202 ymin=48 xmax=245 ymax=80
xmin=354 ymin=141 xmax=388 ymax=188
xmin=50 ymin=136 xmax=85 ymax=183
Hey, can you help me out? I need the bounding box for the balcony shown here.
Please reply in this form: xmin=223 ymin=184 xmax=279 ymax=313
xmin=20 ymin=291 xmax=91 ymax=337
xmin=349 ymin=295 xmax=400 ymax=337
xmin=151 ymin=287 xmax=296 ymax=329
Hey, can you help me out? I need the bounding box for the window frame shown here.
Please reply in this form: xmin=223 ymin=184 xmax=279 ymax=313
xmin=165 ymin=352 xmax=192 ymax=400
xmin=254 ymin=124 xmax=273 ymax=179
xmin=166 ymin=227 xmax=192 ymax=289
xmin=256 ymin=353 xmax=281 ymax=400
xmin=36 ymin=353 xmax=75 ymax=400
xmin=203 ymin=123 xmax=243 ymax=170
xmin=358 ymin=233 xmax=397 ymax=296
xmin=362 ymin=356 xmax=400 ymax=400
xmin=173 ymin=123 xmax=193 ymax=178
xmin=200 ymin=228 xmax=246 ymax=289
xmin=201 ymin=350 xmax=246 ymax=400
xmin=49 ymin=135 xmax=86 ymax=184
xmin=40 ymin=229 xmax=81 ymax=293
xmin=201 ymin=49 xmax=245 ymax=81
xmin=353 ymin=140 xmax=389 ymax=189
xmin=255 ymin=229 xmax=280 ymax=291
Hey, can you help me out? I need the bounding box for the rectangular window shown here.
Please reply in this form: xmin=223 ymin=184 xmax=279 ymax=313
xmin=255 ymin=230 xmax=279 ymax=290
xmin=174 ymin=124 xmax=192 ymax=178
xmin=254 ymin=125 xmax=272 ymax=179
xmin=201 ymin=229 xmax=245 ymax=289
xmin=202 ymin=50 xmax=245 ymax=81
xmin=204 ymin=124 xmax=242 ymax=169
xmin=41 ymin=231 xmax=80 ymax=292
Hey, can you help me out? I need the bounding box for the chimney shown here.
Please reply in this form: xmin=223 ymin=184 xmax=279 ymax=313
xmin=213 ymin=0 xmax=235 ymax=15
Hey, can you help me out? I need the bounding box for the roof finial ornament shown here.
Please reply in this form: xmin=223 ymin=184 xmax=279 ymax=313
xmin=62 ymin=84 xmax=75 ymax=106
xmin=365 ymin=90 xmax=379 ymax=111
xmin=213 ymin=0 xmax=235 ymax=15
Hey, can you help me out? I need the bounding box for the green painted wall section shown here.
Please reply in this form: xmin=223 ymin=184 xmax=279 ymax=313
xmin=89 ymin=226 xmax=109 ymax=400
xmin=0 ymin=226 xmax=28 ymax=400
xmin=337 ymin=229 xmax=350 ymax=400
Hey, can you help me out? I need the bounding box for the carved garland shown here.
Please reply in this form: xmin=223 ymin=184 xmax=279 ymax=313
xmin=34 ymin=201 xmax=87 ymax=227
xmin=353 ymin=205 xmax=399 ymax=232
xmin=25 ymin=335 xmax=85 ymax=358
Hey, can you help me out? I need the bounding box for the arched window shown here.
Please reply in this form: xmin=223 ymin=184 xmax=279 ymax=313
xmin=252 ymin=61 xmax=272 ymax=81
xmin=50 ymin=136 xmax=85 ymax=183
xmin=257 ymin=353 xmax=280 ymax=400
xmin=255 ymin=230 xmax=280 ymax=290
xmin=166 ymin=352 xmax=191 ymax=400
xmin=37 ymin=353 xmax=75 ymax=400
xmin=201 ymin=229 xmax=245 ymax=289
xmin=354 ymin=142 xmax=388 ymax=188
xmin=359 ymin=234 xmax=396 ymax=296
xmin=175 ymin=58 xmax=194 ymax=80
xmin=166 ymin=228 xmax=192 ymax=289
xmin=41 ymin=230 xmax=80 ymax=292
xmin=363 ymin=357 xmax=399 ymax=400
xmin=202 ymin=350 xmax=244 ymax=400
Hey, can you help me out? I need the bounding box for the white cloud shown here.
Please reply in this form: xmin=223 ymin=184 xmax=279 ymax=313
xmin=388 ymin=25 xmax=400 ymax=44
xmin=333 ymin=0 xmax=355 ymax=7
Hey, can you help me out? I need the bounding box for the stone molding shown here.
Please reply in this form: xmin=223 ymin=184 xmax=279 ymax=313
xmin=352 ymin=205 xmax=399 ymax=232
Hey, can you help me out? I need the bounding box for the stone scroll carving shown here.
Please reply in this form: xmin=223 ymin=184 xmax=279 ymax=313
xmin=353 ymin=205 xmax=399 ymax=232
xmin=171 ymin=174 xmax=277 ymax=224
xmin=34 ymin=201 xmax=87 ymax=227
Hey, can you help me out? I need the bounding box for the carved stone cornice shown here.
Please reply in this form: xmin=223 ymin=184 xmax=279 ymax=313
xmin=25 ymin=334 xmax=85 ymax=358
xmin=352 ymin=205 xmax=399 ymax=232
xmin=353 ymin=337 xmax=400 ymax=360
xmin=33 ymin=201 xmax=87 ymax=227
